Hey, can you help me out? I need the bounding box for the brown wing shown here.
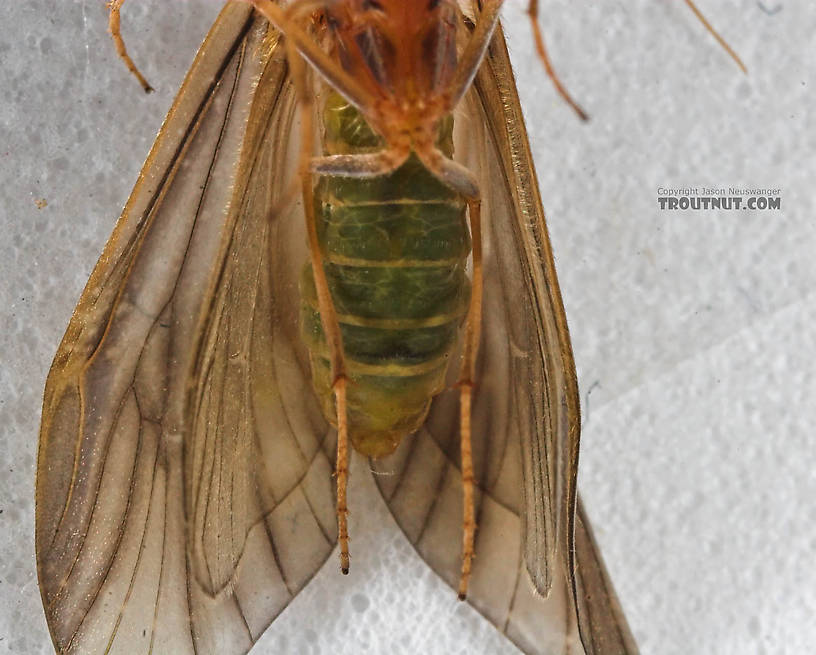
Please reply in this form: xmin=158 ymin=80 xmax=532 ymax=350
xmin=35 ymin=5 xmax=334 ymax=654
xmin=373 ymin=22 xmax=638 ymax=655
xmin=574 ymin=498 xmax=640 ymax=654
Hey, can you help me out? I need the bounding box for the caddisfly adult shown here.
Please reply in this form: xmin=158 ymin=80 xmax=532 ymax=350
xmin=36 ymin=1 xmax=742 ymax=653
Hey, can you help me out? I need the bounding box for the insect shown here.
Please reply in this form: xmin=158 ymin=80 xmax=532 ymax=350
xmin=35 ymin=1 xmax=741 ymax=653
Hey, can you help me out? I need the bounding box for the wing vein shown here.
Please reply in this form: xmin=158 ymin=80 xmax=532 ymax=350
xmin=415 ymin=459 xmax=454 ymax=547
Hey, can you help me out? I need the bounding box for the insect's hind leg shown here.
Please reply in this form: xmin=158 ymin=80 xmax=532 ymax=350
xmin=304 ymin=148 xmax=411 ymax=575
xmin=107 ymin=0 xmax=153 ymax=92
xmin=280 ymin=29 xmax=356 ymax=575
xmin=276 ymin=5 xmax=410 ymax=572
xmin=419 ymin=153 xmax=484 ymax=600
xmin=457 ymin=193 xmax=483 ymax=600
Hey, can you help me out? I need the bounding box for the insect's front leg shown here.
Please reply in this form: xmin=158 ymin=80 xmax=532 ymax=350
xmin=107 ymin=0 xmax=153 ymax=92
xmin=682 ymin=0 xmax=747 ymax=72
xmin=246 ymin=0 xmax=371 ymax=110
xmin=525 ymin=0 xmax=588 ymax=120
xmin=447 ymin=0 xmax=504 ymax=108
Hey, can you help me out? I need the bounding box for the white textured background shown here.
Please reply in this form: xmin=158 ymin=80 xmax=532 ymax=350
xmin=1 ymin=1 xmax=814 ymax=654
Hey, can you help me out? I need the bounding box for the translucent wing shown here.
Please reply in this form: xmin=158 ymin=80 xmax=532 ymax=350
xmin=372 ymin=23 xmax=638 ymax=655
xmin=35 ymin=5 xmax=334 ymax=654
xmin=574 ymin=499 xmax=639 ymax=654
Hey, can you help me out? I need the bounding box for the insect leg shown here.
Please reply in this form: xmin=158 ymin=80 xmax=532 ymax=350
xmin=264 ymin=151 xmax=410 ymax=224
xmin=683 ymin=0 xmax=747 ymax=73
xmin=245 ymin=0 xmax=371 ymax=111
xmin=107 ymin=0 xmax=153 ymax=92
xmin=419 ymin=152 xmax=483 ymax=600
xmin=284 ymin=34 xmax=353 ymax=575
xmin=459 ymin=191 xmax=483 ymax=600
xmin=310 ymin=151 xmax=411 ymax=178
xmin=446 ymin=0 xmax=504 ymax=108
xmin=526 ymin=0 xmax=588 ymax=121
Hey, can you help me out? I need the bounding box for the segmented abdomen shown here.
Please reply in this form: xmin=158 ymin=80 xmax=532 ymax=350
xmin=301 ymin=94 xmax=470 ymax=457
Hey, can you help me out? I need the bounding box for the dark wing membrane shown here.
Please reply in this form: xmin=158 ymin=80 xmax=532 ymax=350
xmin=373 ymin=23 xmax=638 ymax=655
xmin=35 ymin=5 xmax=333 ymax=654
xmin=574 ymin=499 xmax=640 ymax=655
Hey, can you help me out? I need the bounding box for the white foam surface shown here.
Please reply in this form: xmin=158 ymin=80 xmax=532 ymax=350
xmin=1 ymin=1 xmax=813 ymax=653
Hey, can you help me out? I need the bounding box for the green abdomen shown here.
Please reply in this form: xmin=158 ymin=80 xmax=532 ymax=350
xmin=300 ymin=94 xmax=469 ymax=457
